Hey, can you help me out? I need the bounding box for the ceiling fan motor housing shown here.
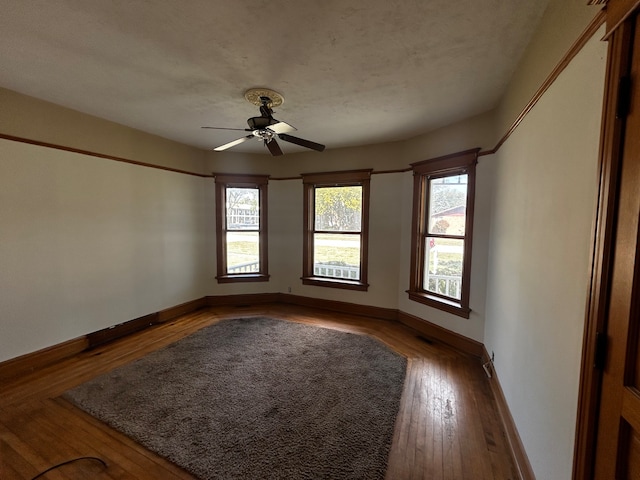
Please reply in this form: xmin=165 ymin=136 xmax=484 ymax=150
xmin=247 ymin=116 xmax=277 ymax=130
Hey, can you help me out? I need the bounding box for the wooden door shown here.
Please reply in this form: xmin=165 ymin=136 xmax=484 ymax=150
xmin=592 ymin=9 xmax=640 ymax=479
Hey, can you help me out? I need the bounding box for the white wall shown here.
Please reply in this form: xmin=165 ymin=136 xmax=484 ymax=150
xmin=483 ymin=31 xmax=606 ymax=479
xmin=0 ymin=139 xmax=209 ymax=362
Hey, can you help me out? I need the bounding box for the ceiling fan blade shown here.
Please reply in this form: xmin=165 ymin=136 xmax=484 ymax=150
xmin=277 ymin=133 xmax=325 ymax=152
xmin=214 ymin=135 xmax=254 ymax=151
xmin=202 ymin=126 xmax=252 ymax=132
xmin=265 ymin=138 xmax=283 ymax=156
xmin=267 ymin=121 xmax=297 ymax=134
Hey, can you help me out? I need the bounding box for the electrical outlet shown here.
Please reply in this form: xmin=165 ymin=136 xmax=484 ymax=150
xmin=287 ymin=286 xmax=291 ymax=293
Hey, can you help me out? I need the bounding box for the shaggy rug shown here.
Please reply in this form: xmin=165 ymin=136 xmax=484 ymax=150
xmin=64 ymin=317 xmax=407 ymax=479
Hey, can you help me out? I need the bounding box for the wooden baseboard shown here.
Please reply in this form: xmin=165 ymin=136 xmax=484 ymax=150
xmin=397 ymin=311 xmax=484 ymax=357
xmin=205 ymin=293 xmax=280 ymax=307
xmin=0 ymin=336 xmax=88 ymax=384
xmin=278 ymin=293 xmax=398 ymax=321
xmin=158 ymin=297 xmax=208 ymax=323
xmin=0 ymin=293 xmax=483 ymax=383
xmin=87 ymin=298 xmax=209 ymax=349
xmin=482 ymin=347 xmax=535 ymax=480
xmin=0 ymin=298 xmax=208 ymax=383
xmin=87 ymin=312 xmax=159 ymax=350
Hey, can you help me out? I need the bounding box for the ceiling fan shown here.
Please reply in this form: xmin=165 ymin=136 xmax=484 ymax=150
xmin=202 ymin=88 xmax=325 ymax=156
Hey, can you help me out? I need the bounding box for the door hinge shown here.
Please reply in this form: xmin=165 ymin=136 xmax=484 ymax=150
xmin=594 ymin=332 xmax=608 ymax=370
xmin=616 ymin=76 xmax=631 ymax=119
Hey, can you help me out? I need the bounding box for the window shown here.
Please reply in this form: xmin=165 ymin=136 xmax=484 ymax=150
xmin=214 ymin=174 xmax=269 ymax=283
xmin=408 ymin=149 xmax=479 ymax=318
xmin=302 ymin=170 xmax=371 ymax=291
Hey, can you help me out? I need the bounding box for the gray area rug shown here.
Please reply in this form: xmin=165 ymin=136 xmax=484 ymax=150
xmin=64 ymin=317 xmax=407 ymax=479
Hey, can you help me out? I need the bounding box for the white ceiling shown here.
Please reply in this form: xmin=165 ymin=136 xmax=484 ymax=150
xmin=0 ymin=0 xmax=550 ymax=155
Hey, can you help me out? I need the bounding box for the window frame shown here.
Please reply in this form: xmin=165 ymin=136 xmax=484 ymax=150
xmin=214 ymin=174 xmax=269 ymax=283
xmin=301 ymin=169 xmax=372 ymax=291
xmin=407 ymin=149 xmax=479 ymax=318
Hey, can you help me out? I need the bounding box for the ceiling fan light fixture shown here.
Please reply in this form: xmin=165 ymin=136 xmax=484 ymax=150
xmin=253 ymin=129 xmax=275 ymax=141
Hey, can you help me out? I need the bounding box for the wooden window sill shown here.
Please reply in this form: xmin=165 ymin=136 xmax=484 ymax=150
xmin=407 ymin=290 xmax=470 ymax=319
xmin=302 ymin=276 xmax=369 ymax=291
xmin=216 ymin=274 xmax=270 ymax=284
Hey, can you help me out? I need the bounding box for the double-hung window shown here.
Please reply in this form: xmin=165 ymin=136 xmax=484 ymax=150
xmin=214 ymin=174 xmax=269 ymax=283
xmin=408 ymin=149 xmax=478 ymax=318
xmin=302 ymin=170 xmax=371 ymax=291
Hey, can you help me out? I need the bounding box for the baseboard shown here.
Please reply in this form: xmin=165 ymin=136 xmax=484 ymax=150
xmin=278 ymin=293 xmax=398 ymax=321
xmin=87 ymin=298 xmax=209 ymax=349
xmin=482 ymin=347 xmax=535 ymax=480
xmin=87 ymin=312 xmax=159 ymax=350
xmin=0 ymin=298 xmax=208 ymax=383
xmin=397 ymin=311 xmax=484 ymax=357
xmin=158 ymin=297 xmax=208 ymax=322
xmin=206 ymin=293 xmax=280 ymax=306
xmin=0 ymin=293 xmax=484 ymax=384
xmin=0 ymin=336 xmax=88 ymax=384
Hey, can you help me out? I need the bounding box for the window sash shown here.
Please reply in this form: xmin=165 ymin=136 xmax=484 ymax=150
xmin=312 ymin=232 xmax=362 ymax=281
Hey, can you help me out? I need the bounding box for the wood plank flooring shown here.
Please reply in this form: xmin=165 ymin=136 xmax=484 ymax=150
xmin=0 ymin=304 xmax=518 ymax=479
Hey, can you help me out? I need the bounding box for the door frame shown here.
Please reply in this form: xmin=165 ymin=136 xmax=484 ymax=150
xmin=573 ymin=2 xmax=640 ymax=478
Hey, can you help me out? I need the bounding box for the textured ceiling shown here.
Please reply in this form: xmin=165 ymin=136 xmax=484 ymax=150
xmin=0 ymin=0 xmax=550 ymax=154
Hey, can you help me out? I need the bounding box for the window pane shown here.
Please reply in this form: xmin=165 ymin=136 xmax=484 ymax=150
xmin=226 ymin=187 xmax=259 ymax=230
xmin=313 ymin=233 xmax=361 ymax=280
xmin=226 ymin=231 xmax=259 ymax=274
xmin=314 ymin=186 xmax=362 ymax=232
xmin=423 ymin=237 xmax=464 ymax=300
xmin=428 ymin=175 xmax=467 ymax=235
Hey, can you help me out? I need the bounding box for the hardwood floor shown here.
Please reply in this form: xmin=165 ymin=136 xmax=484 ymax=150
xmin=0 ymin=304 xmax=518 ymax=479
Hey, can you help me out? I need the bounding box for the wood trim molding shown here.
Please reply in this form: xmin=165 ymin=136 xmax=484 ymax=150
xmin=397 ymin=311 xmax=483 ymax=357
xmin=371 ymin=167 xmax=412 ymax=175
xmin=482 ymin=347 xmax=536 ymax=480
xmin=270 ymin=168 xmax=411 ymax=180
xmin=0 ymin=297 xmax=208 ymax=384
xmin=0 ymin=133 xmax=210 ymax=177
xmin=157 ymin=297 xmax=209 ymax=323
xmin=605 ymin=0 xmax=640 ymax=37
xmin=205 ymin=293 xmax=280 ymax=306
xmin=212 ymin=173 xmax=270 ymax=184
xmin=572 ymin=16 xmax=634 ymax=480
xmin=479 ymin=8 xmax=607 ymax=157
xmin=300 ymin=169 xmax=373 ymax=184
xmin=87 ymin=312 xmax=159 ymax=350
xmin=88 ymin=298 xmax=209 ymax=349
xmin=278 ymin=293 xmax=398 ymax=321
xmin=0 ymin=336 xmax=88 ymax=385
